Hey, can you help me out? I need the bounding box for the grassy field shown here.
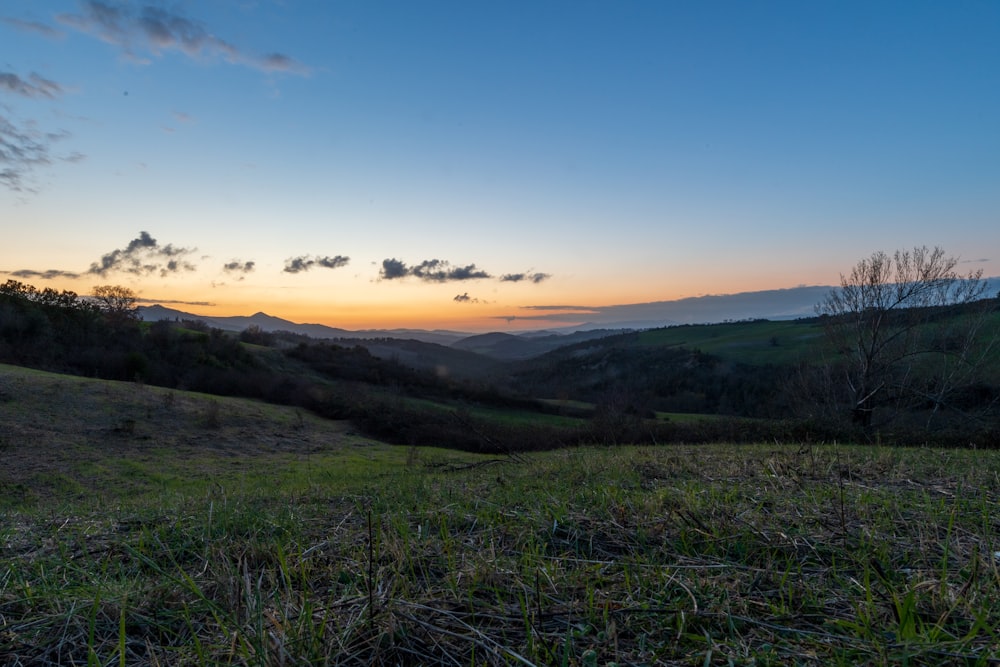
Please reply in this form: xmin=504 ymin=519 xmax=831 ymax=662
xmin=635 ymin=320 xmax=830 ymax=366
xmin=406 ymin=396 xmax=589 ymax=429
xmin=2 ymin=364 xmax=999 ymax=665
xmin=539 ymin=398 xmax=720 ymax=424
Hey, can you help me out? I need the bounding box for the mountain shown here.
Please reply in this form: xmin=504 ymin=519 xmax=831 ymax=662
xmin=139 ymin=278 xmax=1000 ymax=349
xmin=138 ymin=306 xmax=470 ymax=345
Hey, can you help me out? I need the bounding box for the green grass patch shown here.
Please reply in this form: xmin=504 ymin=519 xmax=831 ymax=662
xmin=3 ymin=441 xmax=999 ymax=664
xmin=540 ymin=398 xmax=720 ymax=423
xmin=637 ymin=319 xmax=830 ymax=364
xmin=403 ymin=395 xmax=588 ymax=428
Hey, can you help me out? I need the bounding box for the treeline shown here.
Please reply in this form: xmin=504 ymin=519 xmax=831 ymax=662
xmin=0 ymin=280 xmax=578 ymax=450
xmin=0 ymin=280 xmax=272 ymax=391
xmin=2 ymin=278 xmax=997 ymax=450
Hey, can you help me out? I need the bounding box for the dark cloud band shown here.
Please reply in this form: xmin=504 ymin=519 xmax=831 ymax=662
xmin=380 ymin=258 xmax=491 ymax=282
xmin=223 ymin=260 xmax=255 ymax=274
xmin=284 ymin=255 xmax=349 ymax=273
xmin=6 ymin=269 xmax=81 ymax=280
xmin=500 ymin=272 xmax=551 ymax=284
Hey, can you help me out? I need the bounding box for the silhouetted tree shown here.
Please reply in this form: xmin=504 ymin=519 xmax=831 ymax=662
xmin=92 ymin=285 xmax=139 ymax=326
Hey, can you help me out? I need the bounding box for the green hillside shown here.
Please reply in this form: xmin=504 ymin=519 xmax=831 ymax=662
xmin=635 ymin=318 xmax=830 ymax=364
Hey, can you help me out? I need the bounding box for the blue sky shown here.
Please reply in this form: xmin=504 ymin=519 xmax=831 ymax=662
xmin=2 ymin=1 xmax=998 ymax=331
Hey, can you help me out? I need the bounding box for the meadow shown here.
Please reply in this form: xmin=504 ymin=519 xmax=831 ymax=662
xmin=2 ymin=365 xmax=999 ymax=665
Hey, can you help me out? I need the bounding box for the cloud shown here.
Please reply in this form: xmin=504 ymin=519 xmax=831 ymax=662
xmin=316 ymin=255 xmax=350 ymax=269
xmin=500 ymin=271 xmax=551 ymax=284
xmin=379 ymin=258 xmax=409 ymax=280
xmin=0 ymin=71 xmax=63 ymax=99
xmin=283 ymin=255 xmax=350 ymax=273
xmin=259 ymin=53 xmax=302 ymax=73
xmin=453 ymin=292 xmax=493 ymax=304
xmin=87 ymin=231 xmax=197 ymax=277
xmin=135 ymin=297 xmax=214 ymax=306
xmin=223 ymin=260 xmax=255 ymax=275
xmin=503 ymin=286 xmax=842 ymax=328
xmin=518 ymin=304 xmax=598 ymax=312
xmin=6 ymin=268 xmax=81 ymax=280
xmin=379 ymin=258 xmax=492 ymax=282
xmin=454 ymin=292 xmax=484 ymax=304
xmin=57 ymin=2 xmax=309 ymax=74
xmin=0 ymin=69 xmax=76 ymax=192
xmin=0 ymin=112 xmax=65 ymax=192
xmin=1 ymin=17 xmax=64 ymax=39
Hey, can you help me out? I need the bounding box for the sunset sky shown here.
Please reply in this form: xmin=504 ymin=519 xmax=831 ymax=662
xmin=2 ymin=1 xmax=998 ymax=332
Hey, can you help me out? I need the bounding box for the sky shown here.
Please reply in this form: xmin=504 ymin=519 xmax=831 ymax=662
xmin=2 ymin=1 xmax=998 ymax=332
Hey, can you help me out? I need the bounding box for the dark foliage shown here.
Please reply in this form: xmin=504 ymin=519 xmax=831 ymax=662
xmin=508 ymin=339 xmax=799 ymax=419
xmin=1 ymin=279 xmax=996 ymax=449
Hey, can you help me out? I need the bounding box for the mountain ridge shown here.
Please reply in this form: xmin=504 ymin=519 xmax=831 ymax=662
xmin=139 ymin=278 xmax=1000 ymax=348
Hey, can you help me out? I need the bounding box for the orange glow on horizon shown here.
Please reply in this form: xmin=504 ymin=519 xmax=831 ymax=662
xmin=6 ymin=264 xmax=845 ymax=334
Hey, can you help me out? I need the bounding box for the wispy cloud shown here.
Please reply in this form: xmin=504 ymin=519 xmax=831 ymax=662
xmin=0 ymin=68 xmax=77 ymax=192
xmin=136 ymin=297 xmax=214 ymax=306
xmin=283 ymin=255 xmax=349 ymax=274
xmin=0 ymin=113 xmax=72 ymax=192
xmin=0 ymin=71 xmax=63 ymax=99
xmin=2 ymin=2 xmax=302 ymax=192
xmin=504 ymin=286 xmax=839 ymax=328
xmin=500 ymin=271 xmax=551 ymax=284
xmin=87 ymin=231 xmax=197 ymax=277
xmin=518 ymin=304 xmax=598 ymax=312
xmin=379 ymin=258 xmax=492 ymax=282
xmin=5 ymin=268 xmax=81 ymax=280
xmin=1 ymin=16 xmax=65 ymax=39
xmin=57 ymin=1 xmax=309 ymax=74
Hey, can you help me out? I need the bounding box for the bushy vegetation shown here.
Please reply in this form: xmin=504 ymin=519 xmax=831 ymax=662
xmin=1 ymin=276 xmax=997 ymax=449
xmin=508 ymin=338 xmax=801 ymax=419
xmin=0 ymin=280 xmax=258 ymax=387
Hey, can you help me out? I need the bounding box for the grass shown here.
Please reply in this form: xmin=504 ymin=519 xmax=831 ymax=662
xmin=539 ymin=398 xmax=721 ymax=424
xmin=2 ymin=364 xmax=1000 ymax=664
xmin=403 ymin=395 xmax=585 ymax=427
xmin=636 ymin=319 xmax=830 ymax=365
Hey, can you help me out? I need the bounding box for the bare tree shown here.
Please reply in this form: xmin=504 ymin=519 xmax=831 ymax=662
xmin=92 ymin=285 xmax=139 ymax=325
xmin=816 ymin=246 xmax=994 ymax=430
